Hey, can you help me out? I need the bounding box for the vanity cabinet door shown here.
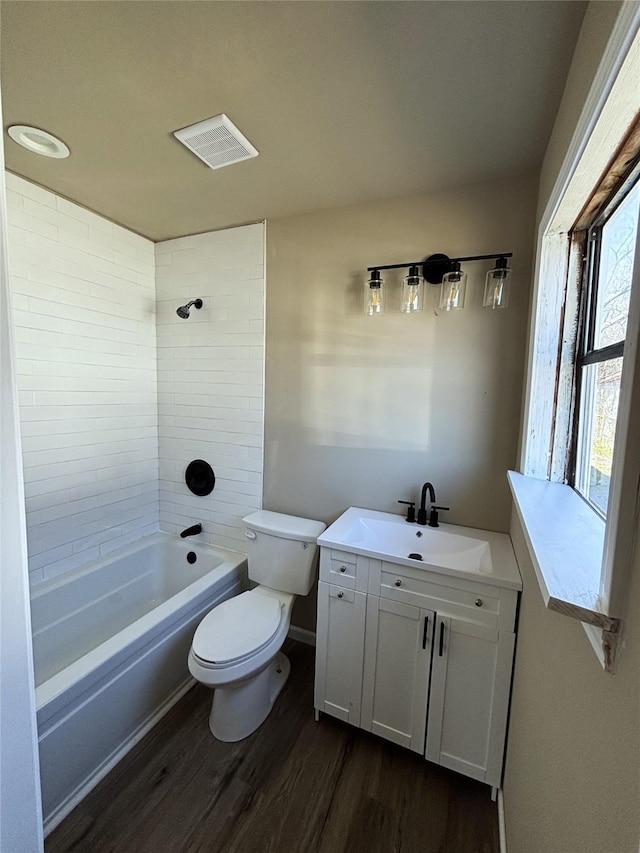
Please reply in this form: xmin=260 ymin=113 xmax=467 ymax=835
xmin=360 ymin=596 xmax=435 ymax=754
xmin=314 ymin=581 xmax=367 ymax=726
xmin=425 ymin=614 xmax=515 ymax=788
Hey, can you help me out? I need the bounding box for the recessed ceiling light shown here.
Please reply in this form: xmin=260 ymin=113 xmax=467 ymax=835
xmin=7 ymin=125 xmax=70 ymax=159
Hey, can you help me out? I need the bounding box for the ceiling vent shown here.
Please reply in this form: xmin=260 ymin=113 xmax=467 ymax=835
xmin=174 ymin=114 xmax=258 ymax=171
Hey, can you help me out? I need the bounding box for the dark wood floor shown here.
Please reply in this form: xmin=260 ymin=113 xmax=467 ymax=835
xmin=46 ymin=640 xmax=499 ymax=853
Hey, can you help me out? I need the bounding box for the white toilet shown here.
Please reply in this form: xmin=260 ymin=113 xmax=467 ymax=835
xmin=188 ymin=510 xmax=326 ymax=742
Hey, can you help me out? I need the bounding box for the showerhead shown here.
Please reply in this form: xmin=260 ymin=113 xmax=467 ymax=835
xmin=176 ymin=298 xmax=203 ymax=319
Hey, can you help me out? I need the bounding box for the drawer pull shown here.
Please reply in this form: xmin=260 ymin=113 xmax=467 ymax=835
xmin=439 ymin=621 xmax=445 ymax=656
xmin=394 ymin=579 xmax=402 ymax=587
xmin=339 ymin=565 xmax=347 ymax=573
xmin=475 ymin=598 xmax=483 ymax=607
xmin=337 ymin=591 xmax=344 ymax=599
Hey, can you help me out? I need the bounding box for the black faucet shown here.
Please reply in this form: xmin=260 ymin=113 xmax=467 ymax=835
xmin=180 ymin=523 xmax=202 ymax=538
xmin=417 ymin=482 xmax=436 ymax=526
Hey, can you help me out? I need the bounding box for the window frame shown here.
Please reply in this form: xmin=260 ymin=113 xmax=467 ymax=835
xmin=570 ymin=166 xmax=640 ymax=518
xmin=514 ymin=7 xmax=640 ymax=671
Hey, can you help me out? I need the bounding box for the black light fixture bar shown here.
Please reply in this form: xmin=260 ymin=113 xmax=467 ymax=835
xmin=367 ymin=252 xmax=513 ymax=273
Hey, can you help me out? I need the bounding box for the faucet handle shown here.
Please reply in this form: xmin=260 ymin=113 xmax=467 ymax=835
xmin=398 ymin=500 xmax=416 ymax=523
xmin=428 ymin=505 xmax=449 ymax=528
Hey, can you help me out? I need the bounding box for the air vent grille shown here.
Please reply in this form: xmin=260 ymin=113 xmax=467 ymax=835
xmin=174 ymin=114 xmax=258 ymax=171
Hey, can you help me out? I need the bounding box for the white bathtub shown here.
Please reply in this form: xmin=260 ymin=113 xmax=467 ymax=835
xmin=31 ymin=532 xmax=246 ymax=835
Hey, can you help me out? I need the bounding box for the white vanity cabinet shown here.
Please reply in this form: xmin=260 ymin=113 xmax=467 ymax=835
xmin=314 ymin=539 xmax=520 ymax=791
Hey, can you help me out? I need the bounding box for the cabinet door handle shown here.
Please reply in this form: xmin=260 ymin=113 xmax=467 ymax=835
xmin=337 ymin=591 xmax=344 ymax=599
xmin=394 ymin=579 xmax=402 ymax=587
xmin=439 ymin=621 xmax=445 ymax=656
xmin=339 ymin=565 xmax=347 ymax=573
xmin=422 ymin=616 xmax=429 ymax=649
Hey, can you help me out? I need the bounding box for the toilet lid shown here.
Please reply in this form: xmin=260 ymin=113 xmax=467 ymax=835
xmin=192 ymin=592 xmax=282 ymax=665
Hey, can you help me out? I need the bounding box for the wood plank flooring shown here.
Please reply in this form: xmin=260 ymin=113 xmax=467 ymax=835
xmin=46 ymin=640 xmax=499 ymax=853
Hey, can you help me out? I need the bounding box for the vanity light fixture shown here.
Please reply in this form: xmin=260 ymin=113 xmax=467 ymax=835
xmin=7 ymin=125 xmax=70 ymax=158
xmin=365 ymin=252 xmax=513 ymax=314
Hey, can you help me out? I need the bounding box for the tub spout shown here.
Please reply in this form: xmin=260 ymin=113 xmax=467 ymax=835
xmin=180 ymin=523 xmax=202 ymax=538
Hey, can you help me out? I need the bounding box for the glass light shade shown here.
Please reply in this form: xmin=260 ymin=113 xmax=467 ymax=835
xmin=364 ymin=271 xmax=384 ymax=315
xmin=439 ymin=265 xmax=467 ymax=311
xmin=401 ymin=265 xmax=424 ymax=313
xmin=483 ymin=260 xmax=512 ymax=309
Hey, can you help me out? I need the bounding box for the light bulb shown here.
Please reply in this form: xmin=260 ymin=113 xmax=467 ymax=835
xmin=439 ymin=263 xmax=467 ymax=311
xmin=488 ymin=279 xmax=504 ymax=308
xmin=401 ymin=265 xmax=424 ymax=313
xmin=364 ymin=270 xmax=384 ymax=315
xmin=483 ymin=258 xmax=512 ymax=309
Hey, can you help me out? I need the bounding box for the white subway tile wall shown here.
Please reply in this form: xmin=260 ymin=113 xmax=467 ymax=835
xmin=6 ymin=174 xmax=160 ymax=584
xmin=155 ymin=224 xmax=264 ymax=552
xmin=6 ymin=175 xmax=264 ymax=580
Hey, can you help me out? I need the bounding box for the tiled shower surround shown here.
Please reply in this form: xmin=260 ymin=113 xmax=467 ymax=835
xmin=6 ymin=174 xmax=264 ymax=583
xmin=155 ymin=225 xmax=264 ymax=552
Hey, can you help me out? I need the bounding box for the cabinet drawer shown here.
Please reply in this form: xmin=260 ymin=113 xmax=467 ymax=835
xmin=379 ymin=568 xmax=500 ymax=628
xmin=320 ymin=549 xmax=358 ymax=589
xmin=328 ymin=584 xmax=356 ymax=602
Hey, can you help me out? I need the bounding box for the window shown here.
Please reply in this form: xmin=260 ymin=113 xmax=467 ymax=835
xmin=573 ymin=174 xmax=640 ymax=517
xmin=512 ymin=12 xmax=640 ymax=669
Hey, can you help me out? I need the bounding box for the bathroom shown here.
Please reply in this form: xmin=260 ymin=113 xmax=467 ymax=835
xmin=1 ymin=3 xmax=639 ymax=853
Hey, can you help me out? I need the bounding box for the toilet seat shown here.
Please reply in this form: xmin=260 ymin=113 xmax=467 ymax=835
xmin=191 ymin=591 xmax=282 ymax=667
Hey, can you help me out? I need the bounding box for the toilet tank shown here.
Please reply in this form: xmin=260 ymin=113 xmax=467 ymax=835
xmin=243 ymin=511 xmax=326 ymax=595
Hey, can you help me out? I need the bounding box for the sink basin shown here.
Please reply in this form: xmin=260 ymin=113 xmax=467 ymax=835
xmin=317 ymin=507 xmax=522 ymax=589
xmin=342 ymin=516 xmax=492 ymax=573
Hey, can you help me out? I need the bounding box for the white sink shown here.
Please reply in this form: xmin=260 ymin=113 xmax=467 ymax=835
xmin=342 ymin=516 xmax=492 ymax=573
xmin=317 ymin=507 xmax=522 ymax=589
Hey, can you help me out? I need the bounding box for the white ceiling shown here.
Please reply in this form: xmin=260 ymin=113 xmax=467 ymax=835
xmin=0 ymin=1 xmax=586 ymax=241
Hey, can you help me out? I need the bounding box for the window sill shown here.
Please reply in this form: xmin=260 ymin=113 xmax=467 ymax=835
xmin=508 ymin=471 xmax=621 ymax=668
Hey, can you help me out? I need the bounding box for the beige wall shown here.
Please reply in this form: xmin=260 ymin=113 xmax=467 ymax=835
xmin=505 ymin=517 xmax=640 ymax=853
xmin=266 ymin=173 xmax=537 ymax=629
xmin=504 ymin=4 xmax=640 ymax=852
xmin=537 ymin=0 xmax=622 ymax=218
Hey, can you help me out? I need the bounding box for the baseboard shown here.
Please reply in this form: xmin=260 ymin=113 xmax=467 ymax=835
xmin=498 ymin=788 xmax=507 ymax=853
xmin=287 ymin=625 xmax=316 ymax=646
xmin=43 ymin=677 xmax=195 ymax=837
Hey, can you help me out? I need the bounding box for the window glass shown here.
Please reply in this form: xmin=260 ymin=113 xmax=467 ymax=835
xmin=576 ymin=357 xmax=623 ymax=515
xmin=593 ymin=181 xmax=640 ymax=349
xmin=575 ymin=176 xmax=640 ymax=517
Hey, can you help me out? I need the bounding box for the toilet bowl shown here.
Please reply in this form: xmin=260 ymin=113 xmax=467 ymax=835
xmin=188 ymin=587 xmax=295 ymax=741
xmin=188 ymin=510 xmax=326 ymax=742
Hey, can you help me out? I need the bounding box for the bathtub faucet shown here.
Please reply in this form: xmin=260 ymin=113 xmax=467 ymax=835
xmin=180 ymin=523 xmax=202 ymax=538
